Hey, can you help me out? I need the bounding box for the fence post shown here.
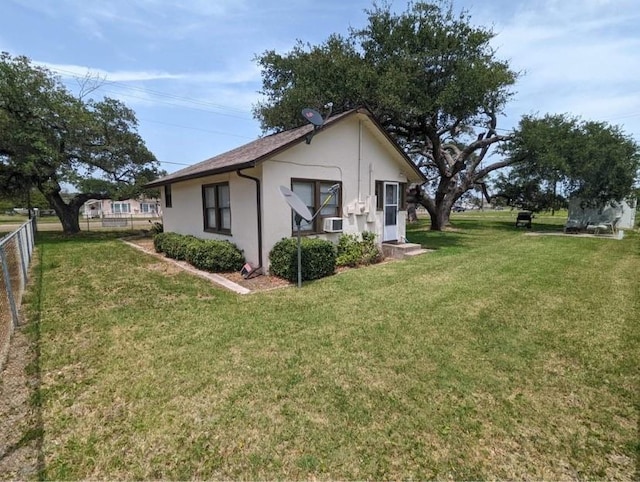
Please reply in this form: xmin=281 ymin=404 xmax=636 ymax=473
xmin=16 ymin=230 xmax=27 ymax=290
xmin=0 ymin=247 xmax=20 ymax=328
xmin=27 ymin=217 xmax=35 ymax=261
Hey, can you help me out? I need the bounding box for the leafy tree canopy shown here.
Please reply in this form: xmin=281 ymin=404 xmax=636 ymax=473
xmin=254 ymin=0 xmax=518 ymax=230
xmin=0 ymin=52 xmax=160 ymax=233
xmin=499 ymin=114 xmax=639 ymax=209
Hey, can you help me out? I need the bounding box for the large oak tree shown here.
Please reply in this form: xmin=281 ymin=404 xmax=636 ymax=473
xmin=254 ymin=1 xmax=518 ymax=230
xmin=0 ymin=52 xmax=159 ymax=233
xmin=497 ymin=114 xmax=639 ymax=210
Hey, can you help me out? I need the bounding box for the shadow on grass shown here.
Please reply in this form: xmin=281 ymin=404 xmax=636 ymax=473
xmin=405 ymin=220 xmax=473 ymax=251
xmin=27 ymin=246 xmax=46 ymax=478
xmin=455 ymin=219 xmax=565 ymax=233
xmin=406 ymin=217 xmax=567 ymax=251
xmin=36 ymin=230 xmax=145 ymax=246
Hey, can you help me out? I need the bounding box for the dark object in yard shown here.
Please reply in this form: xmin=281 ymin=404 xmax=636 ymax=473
xmin=241 ymin=262 xmax=262 ymax=279
xmin=515 ymin=211 xmax=533 ymax=229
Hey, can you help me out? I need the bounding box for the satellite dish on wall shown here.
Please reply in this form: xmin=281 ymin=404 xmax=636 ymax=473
xmin=279 ymin=185 xmax=312 ymax=221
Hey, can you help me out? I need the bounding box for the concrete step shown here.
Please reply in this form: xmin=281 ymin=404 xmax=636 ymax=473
xmin=382 ymin=242 xmax=427 ymax=259
xmin=404 ymin=249 xmax=429 ymax=257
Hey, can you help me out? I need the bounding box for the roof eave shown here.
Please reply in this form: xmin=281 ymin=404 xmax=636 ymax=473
xmin=142 ymin=129 xmax=312 ymax=189
xmin=143 ymin=161 xmax=258 ymax=188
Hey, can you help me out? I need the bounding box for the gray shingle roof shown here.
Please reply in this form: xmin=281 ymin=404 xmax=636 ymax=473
xmin=144 ymin=108 xmax=426 ymax=187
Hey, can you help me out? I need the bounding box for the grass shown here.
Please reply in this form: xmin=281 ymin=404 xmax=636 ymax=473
xmin=20 ymin=214 xmax=640 ymax=479
xmin=0 ymin=215 xmax=59 ymax=225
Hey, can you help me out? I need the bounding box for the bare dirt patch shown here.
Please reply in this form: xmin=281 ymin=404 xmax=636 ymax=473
xmin=0 ymin=326 xmax=39 ymax=480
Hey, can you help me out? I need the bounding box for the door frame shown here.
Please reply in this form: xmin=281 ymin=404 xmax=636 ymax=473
xmin=383 ymin=182 xmax=399 ymax=242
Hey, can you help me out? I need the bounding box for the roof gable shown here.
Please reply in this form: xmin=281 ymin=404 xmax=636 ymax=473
xmin=145 ymin=107 xmax=426 ymax=187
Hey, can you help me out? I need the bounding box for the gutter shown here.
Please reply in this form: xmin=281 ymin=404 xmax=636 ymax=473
xmin=236 ymin=169 xmax=263 ymax=272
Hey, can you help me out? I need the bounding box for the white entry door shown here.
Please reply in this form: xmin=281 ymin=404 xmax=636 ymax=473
xmin=383 ymin=182 xmax=399 ymax=242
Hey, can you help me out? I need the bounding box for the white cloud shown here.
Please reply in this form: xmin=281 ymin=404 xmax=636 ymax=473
xmin=37 ymin=60 xmax=261 ymax=86
xmin=31 ymin=60 xmax=260 ymax=116
xmin=480 ymin=0 xmax=640 ymax=137
xmin=38 ymin=61 xmax=185 ymax=82
xmin=8 ymin=0 xmax=251 ymax=41
xmin=188 ymin=64 xmax=262 ymax=85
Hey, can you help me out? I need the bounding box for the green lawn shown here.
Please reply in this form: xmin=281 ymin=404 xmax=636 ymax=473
xmin=22 ymin=215 xmax=639 ymax=479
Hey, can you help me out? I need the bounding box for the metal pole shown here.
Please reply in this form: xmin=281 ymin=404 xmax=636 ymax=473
xmin=296 ymin=215 xmax=302 ymax=288
xmin=15 ymin=230 xmax=27 ymax=290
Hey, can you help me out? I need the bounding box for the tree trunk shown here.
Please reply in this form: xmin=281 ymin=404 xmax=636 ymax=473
xmin=426 ymin=175 xmax=459 ymax=231
xmin=45 ymin=191 xmax=81 ymax=234
xmin=429 ymin=201 xmax=452 ymax=230
xmin=419 ymin=190 xmax=456 ymax=231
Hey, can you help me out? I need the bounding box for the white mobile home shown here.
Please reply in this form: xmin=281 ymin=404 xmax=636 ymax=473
xmin=566 ymin=197 xmax=637 ymax=231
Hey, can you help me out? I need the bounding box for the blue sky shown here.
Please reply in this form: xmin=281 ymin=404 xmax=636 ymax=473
xmin=2 ymin=0 xmax=639 ymax=175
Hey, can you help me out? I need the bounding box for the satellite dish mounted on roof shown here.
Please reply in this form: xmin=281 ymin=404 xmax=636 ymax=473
xmin=302 ymin=108 xmax=324 ymax=127
xmin=302 ymin=102 xmax=333 ymax=144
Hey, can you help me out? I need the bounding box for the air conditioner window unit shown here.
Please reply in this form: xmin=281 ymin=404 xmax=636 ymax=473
xmin=323 ymin=217 xmax=343 ymax=233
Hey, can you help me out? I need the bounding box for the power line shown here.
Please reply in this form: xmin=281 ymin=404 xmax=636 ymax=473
xmin=100 ymin=84 xmax=254 ymax=121
xmin=103 ymin=81 xmax=251 ymax=116
xmin=98 ymin=86 xmax=254 ymax=121
xmin=158 ymin=160 xmax=191 ymax=166
xmin=138 ymin=117 xmax=256 ymax=139
xmin=48 ymin=66 xmax=255 ymax=120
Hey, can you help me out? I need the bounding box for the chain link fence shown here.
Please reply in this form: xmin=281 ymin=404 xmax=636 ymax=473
xmin=0 ymin=218 xmax=36 ymax=370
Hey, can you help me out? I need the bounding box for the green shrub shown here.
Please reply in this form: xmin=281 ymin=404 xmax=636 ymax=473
xmin=153 ymin=232 xmax=164 ymax=252
xmin=153 ymin=232 xmax=181 ymax=254
xmin=269 ymin=237 xmax=336 ymax=282
xmin=148 ymin=220 xmax=164 ymax=234
xmin=360 ymin=231 xmax=383 ymax=265
xmin=163 ymin=234 xmax=201 ymax=261
xmin=154 ymin=232 xmax=244 ymax=272
xmin=336 ymin=233 xmax=362 ymax=267
xmin=186 ymin=239 xmax=245 ymax=272
xmin=335 ymin=231 xmax=383 ymax=267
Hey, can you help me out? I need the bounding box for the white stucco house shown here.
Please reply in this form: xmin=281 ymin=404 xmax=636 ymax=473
xmin=144 ymin=107 xmax=427 ymax=272
xmin=82 ymin=197 xmax=161 ymax=218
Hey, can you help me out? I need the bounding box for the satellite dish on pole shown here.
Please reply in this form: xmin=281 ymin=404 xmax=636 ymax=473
xmin=301 ymin=102 xmax=333 ymax=144
xmin=279 ymin=185 xmax=312 ymax=221
xmin=279 ymin=184 xmax=342 ymax=287
xmin=279 ymin=185 xmax=311 ymax=288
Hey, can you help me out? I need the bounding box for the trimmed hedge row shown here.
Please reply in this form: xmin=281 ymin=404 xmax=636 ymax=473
xmin=269 ymin=237 xmax=336 ymax=282
xmin=153 ymin=232 xmax=245 ymax=273
xmin=154 ymin=231 xmax=382 ymax=281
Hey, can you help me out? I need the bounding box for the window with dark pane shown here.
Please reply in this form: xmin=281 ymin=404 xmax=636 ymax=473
xmin=291 ymin=178 xmax=341 ymax=234
xmin=202 ymin=182 xmax=231 ymax=234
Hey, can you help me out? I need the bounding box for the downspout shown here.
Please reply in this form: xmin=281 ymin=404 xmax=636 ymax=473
xmin=358 ymin=119 xmax=362 ymax=201
xmin=236 ymin=169 xmax=263 ymax=271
